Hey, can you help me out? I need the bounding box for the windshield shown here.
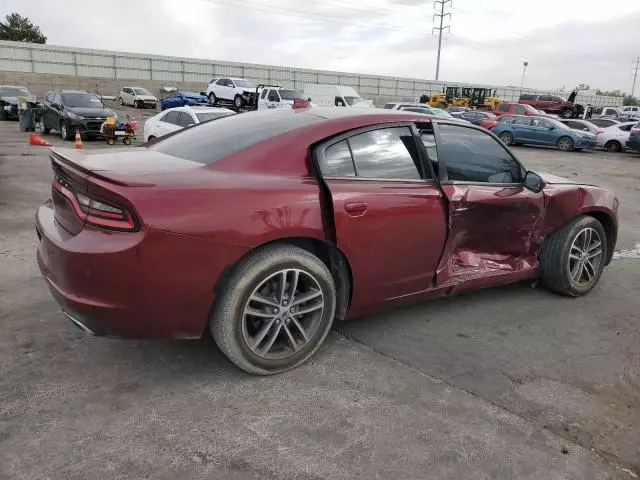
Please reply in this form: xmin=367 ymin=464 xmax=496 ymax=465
xmin=195 ymin=111 xmax=234 ymax=123
xmin=133 ymin=88 xmax=152 ymax=95
xmin=0 ymin=86 xmax=29 ymax=97
xmin=234 ymin=79 xmax=254 ymax=88
xmin=344 ymin=96 xmax=364 ymax=106
xmin=431 ymin=108 xmax=455 ymax=118
xmin=61 ymin=93 xmax=104 ymax=108
xmin=278 ymin=89 xmax=303 ymax=100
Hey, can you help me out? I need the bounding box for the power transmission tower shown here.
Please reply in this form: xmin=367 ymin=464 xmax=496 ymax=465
xmin=432 ymin=0 xmax=451 ymax=81
xmin=632 ymin=56 xmax=639 ymax=99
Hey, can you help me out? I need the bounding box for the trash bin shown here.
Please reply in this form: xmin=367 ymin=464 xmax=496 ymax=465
xmin=19 ymin=107 xmax=36 ymax=132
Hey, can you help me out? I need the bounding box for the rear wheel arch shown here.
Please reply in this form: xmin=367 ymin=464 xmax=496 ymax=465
xmin=213 ymin=237 xmax=353 ymax=323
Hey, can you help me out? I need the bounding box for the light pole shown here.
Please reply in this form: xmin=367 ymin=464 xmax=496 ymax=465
xmin=520 ymin=61 xmax=528 ymax=93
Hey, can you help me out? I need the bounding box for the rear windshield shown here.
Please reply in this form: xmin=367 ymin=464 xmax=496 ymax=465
xmin=148 ymin=110 xmax=322 ymax=164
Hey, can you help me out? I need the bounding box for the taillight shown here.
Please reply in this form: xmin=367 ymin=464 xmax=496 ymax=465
xmin=292 ymin=98 xmax=311 ymax=109
xmin=631 ymin=128 xmax=640 ymax=136
xmin=596 ymin=129 xmax=604 ymax=135
xmin=52 ymin=179 xmax=137 ymax=231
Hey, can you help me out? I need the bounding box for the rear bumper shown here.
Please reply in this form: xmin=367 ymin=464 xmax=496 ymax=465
xmin=36 ymin=200 xmax=249 ymax=339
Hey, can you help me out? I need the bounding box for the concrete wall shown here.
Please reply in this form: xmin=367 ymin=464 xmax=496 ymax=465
xmin=0 ymin=40 xmax=623 ymax=108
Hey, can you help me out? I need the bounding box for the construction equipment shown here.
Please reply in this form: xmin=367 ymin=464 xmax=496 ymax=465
xmin=428 ymin=85 xmax=463 ymax=108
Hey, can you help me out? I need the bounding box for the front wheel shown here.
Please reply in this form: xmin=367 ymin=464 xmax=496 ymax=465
xmin=556 ymin=136 xmax=574 ymax=151
xmin=234 ymin=95 xmax=243 ymax=108
xmin=211 ymin=244 xmax=336 ymax=375
xmin=60 ymin=121 xmax=74 ymax=141
xmin=208 ymin=92 xmax=216 ymax=104
xmin=499 ymin=131 xmax=514 ymax=146
xmin=561 ymin=108 xmax=574 ymax=119
xmin=540 ymin=215 xmax=607 ymax=297
xmin=119 ymin=97 xmax=124 ymax=105
xmin=39 ymin=118 xmax=51 ymax=134
xmin=134 ymin=100 xmax=140 ymax=108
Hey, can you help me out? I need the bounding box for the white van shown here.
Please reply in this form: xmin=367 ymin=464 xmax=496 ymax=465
xmin=303 ymin=84 xmax=372 ymax=108
xmin=257 ymin=87 xmax=305 ymax=110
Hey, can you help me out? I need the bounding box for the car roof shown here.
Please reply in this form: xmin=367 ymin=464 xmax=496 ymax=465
xmin=0 ymin=84 xmax=28 ymax=88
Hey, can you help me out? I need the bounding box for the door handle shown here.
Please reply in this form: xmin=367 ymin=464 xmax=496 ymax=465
xmin=345 ymin=202 xmax=367 ymax=216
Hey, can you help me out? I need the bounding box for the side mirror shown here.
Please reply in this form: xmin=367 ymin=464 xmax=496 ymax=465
xmin=583 ymin=127 xmax=590 ymax=131
xmin=523 ymin=171 xmax=544 ymax=193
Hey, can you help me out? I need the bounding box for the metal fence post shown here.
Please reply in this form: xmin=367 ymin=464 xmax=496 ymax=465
xmin=73 ymin=52 xmax=78 ymax=76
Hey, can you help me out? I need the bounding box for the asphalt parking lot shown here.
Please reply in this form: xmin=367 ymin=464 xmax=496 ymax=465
xmin=1 ymin=107 xmax=639 ymax=480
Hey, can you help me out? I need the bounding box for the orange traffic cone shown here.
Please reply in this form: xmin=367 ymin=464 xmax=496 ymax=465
xmin=74 ymin=129 xmax=84 ymax=150
xmin=29 ymin=133 xmax=52 ymax=146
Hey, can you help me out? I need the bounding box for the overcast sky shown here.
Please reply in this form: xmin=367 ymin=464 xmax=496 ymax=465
xmin=4 ymin=0 xmax=640 ymax=92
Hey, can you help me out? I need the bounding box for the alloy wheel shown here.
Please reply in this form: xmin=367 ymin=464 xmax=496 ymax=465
xmin=558 ymin=138 xmax=572 ymax=151
xmin=568 ymin=227 xmax=603 ymax=287
xmin=241 ymin=269 xmax=325 ymax=360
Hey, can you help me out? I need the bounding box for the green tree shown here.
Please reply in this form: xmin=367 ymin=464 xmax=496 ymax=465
xmin=0 ymin=13 xmax=46 ymax=43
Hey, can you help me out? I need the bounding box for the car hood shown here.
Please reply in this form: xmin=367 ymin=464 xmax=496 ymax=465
xmin=66 ymin=106 xmax=115 ymax=118
xmin=0 ymin=96 xmax=19 ymax=105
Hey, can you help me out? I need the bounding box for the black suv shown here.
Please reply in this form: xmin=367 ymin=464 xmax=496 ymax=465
xmin=39 ymin=90 xmax=116 ymax=140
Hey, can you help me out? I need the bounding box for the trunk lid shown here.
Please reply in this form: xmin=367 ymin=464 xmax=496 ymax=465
xmin=49 ymin=148 xmax=202 ymax=235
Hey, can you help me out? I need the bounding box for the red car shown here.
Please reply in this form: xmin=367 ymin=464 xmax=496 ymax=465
xmin=36 ymin=109 xmax=619 ymax=375
xmin=518 ymin=92 xmax=576 ymax=118
xmin=494 ymin=102 xmax=542 ymax=117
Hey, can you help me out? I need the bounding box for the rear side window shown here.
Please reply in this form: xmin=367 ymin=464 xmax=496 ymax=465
xmin=619 ymin=124 xmax=633 ymax=132
xmin=437 ymin=124 xmax=522 ymax=183
xmin=216 ymin=78 xmax=227 ymax=86
xmin=514 ymin=105 xmax=525 ymax=115
xmin=383 ymin=103 xmax=396 ymax=109
xmin=177 ymin=112 xmax=194 ymax=127
xmin=349 ymin=127 xmax=423 ymax=180
xmin=149 ymin=110 xmax=322 ymax=164
xmin=162 ymin=111 xmax=180 ymax=124
xmin=498 ymin=104 xmax=509 ymax=112
xmin=320 ymin=140 xmax=355 ymax=177
xmin=519 ymin=94 xmax=534 ymax=100
xmin=318 ymin=126 xmax=427 ymax=180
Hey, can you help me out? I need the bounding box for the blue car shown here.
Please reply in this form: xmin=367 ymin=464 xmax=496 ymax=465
xmin=492 ymin=115 xmax=597 ymax=151
xmin=457 ymin=110 xmax=496 ymax=126
xmin=626 ymin=122 xmax=640 ymax=152
xmin=161 ymin=91 xmax=209 ymax=110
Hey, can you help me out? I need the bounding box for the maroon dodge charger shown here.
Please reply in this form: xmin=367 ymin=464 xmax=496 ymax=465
xmin=36 ymin=108 xmax=618 ymax=374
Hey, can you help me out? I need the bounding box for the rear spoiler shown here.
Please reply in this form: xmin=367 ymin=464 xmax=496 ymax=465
xmin=50 ymin=148 xmax=152 ymax=187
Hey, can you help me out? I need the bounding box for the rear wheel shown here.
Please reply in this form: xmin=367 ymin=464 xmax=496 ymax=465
xmin=557 ymin=136 xmax=574 ymax=151
xmin=119 ymin=97 xmax=124 ymax=105
xmin=499 ymin=131 xmax=514 ymax=146
xmin=211 ymin=244 xmax=336 ymax=375
xmin=540 ymin=215 xmax=607 ymax=297
xmin=123 ymin=137 xmax=131 ymax=145
xmin=561 ymin=108 xmax=574 ymax=118
xmin=134 ymin=100 xmax=140 ymax=108
xmin=605 ymin=140 xmax=622 ymax=152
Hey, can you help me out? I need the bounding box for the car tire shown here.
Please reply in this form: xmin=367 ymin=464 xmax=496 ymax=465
xmin=499 ymin=131 xmax=514 ymax=146
xmin=147 ymin=135 xmax=156 ymax=141
xmin=119 ymin=97 xmax=124 ymax=106
xmin=540 ymin=215 xmax=607 ymax=297
xmin=134 ymin=100 xmax=140 ymax=108
xmin=211 ymin=244 xmax=336 ymax=375
xmin=39 ymin=118 xmax=51 ymax=134
xmin=556 ymin=136 xmax=574 ymax=151
xmin=604 ymin=140 xmax=622 ymax=152
xmin=208 ymin=92 xmax=216 ymax=104
xmin=60 ymin=121 xmax=74 ymax=141
xmin=234 ymin=95 xmax=243 ymax=108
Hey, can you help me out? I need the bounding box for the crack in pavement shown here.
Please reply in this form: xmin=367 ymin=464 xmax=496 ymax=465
xmin=334 ymin=329 xmax=640 ymax=479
